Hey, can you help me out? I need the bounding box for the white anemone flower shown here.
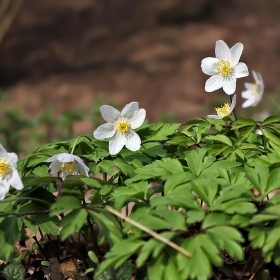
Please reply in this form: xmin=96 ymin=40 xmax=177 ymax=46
xmin=45 ymin=153 xmax=89 ymax=180
xmin=0 ymin=144 xmax=24 ymax=200
xmin=93 ymin=102 xmax=146 ymax=155
xmin=201 ymin=40 xmax=249 ymax=95
xmin=208 ymin=94 xmax=236 ymax=119
xmin=241 ymin=71 xmax=264 ymax=108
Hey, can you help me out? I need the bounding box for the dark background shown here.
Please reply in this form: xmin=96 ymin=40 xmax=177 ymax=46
xmin=0 ymin=0 xmax=279 ymax=133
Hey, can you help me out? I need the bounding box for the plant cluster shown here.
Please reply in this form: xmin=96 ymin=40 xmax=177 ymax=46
xmin=0 ymin=40 xmax=280 ymax=280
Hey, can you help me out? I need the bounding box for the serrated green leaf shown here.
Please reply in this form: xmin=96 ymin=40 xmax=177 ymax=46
xmin=206 ymin=135 xmax=233 ymax=146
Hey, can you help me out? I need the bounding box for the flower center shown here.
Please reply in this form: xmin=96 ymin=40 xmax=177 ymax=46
xmin=215 ymin=103 xmax=231 ymax=117
xmin=116 ymin=121 xmax=129 ymax=134
xmin=251 ymin=83 xmax=260 ymax=97
xmin=0 ymin=159 xmax=12 ymax=177
xmin=216 ymin=60 xmax=233 ymax=78
xmin=60 ymin=161 xmax=76 ymax=173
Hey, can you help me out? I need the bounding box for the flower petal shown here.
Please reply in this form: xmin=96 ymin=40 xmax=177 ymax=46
xmin=49 ymin=159 xmax=61 ymax=173
xmin=7 ymin=153 xmax=18 ymax=168
xmin=242 ymin=98 xmax=257 ymax=108
xmin=207 ymin=115 xmax=223 ymax=119
xmin=10 ymin=170 xmax=24 ymax=190
xmin=56 ymin=153 xmax=75 ymax=162
xmin=0 ymin=182 xmax=9 ymax=200
xmin=100 ymin=105 xmax=120 ymax=123
xmin=201 ymin=57 xmax=219 ymax=75
xmin=244 ymin=83 xmax=254 ymax=90
xmin=125 ymin=131 xmax=141 ymax=151
xmin=109 ymin=132 xmax=126 ymax=155
xmin=0 ymin=144 xmax=9 ymax=160
xmin=129 ymin=109 xmax=146 ymax=129
xmin=229 ymin=94 xmax=237 ymax=112
xmin=74 ymin=155 xmax=90 ymax=173
xmin=205 ymin=75 xmax=223 ymax=92
xmin=241 ymin=90 xmax=253 ymax=99
xmin=121 ymin=102 xmax=139 ymax=119
xmin=93 ymin=123 xmax=116 ymax=140
xmin=234 ymin=62 xmax=249 ymax=78
xmin=230 ymin=43 xmax=243 ymax=65
xmin=223 ymin=78 xmax=237 ymax=95
xmin=215 ymin=40 xmax=231 ymax=61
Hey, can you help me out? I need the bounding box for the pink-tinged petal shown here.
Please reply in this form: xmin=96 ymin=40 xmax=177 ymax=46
xmin=109 ymin=132 xmax=126 ymax=155
xmin=0 ymin=182 xmax=9 ymax=200
xmin=129 ymin=109 xmax=146 ymax=129
xmin=100 ymin=105 xmax=120 ymax=123
xmin=93 ymin=123 xmax=116 ymax=140
xmin=56 ymin=153 xmax=75 ymax=162
xmin=205 ymin=75 xmax=223 ymax=92
xmin=223 ymin=78 xmax=237 ymax=95
xmin=201 ymin=57 xmax=219 ymax=75
xmin=10 ymin=170 xmax=24 ymax=190
xmin=241 ymin=90 xmax=253 ymax=99
xmin=229 ymin=94 xmax=237 ymax=111
xmin=244 ymin=83 xmax=254 ymax=90
xmin=215 ymin=40 xmax=231 ymax=61
xmin=242 ymin=98 xmax=257 ymax=108
xmin=49 ymin=159 xmax=61 ymax=173
xmin=234 ymin=62 xmax=249 ymax=78
xmin=125 ymin=131 xmax=141 ymax=152
xmin=121 ymin=102 xmax=139 ymax=119
xmin=230 ymin=43 xmax=243 ymax=65
xmin=207 ymin=115 xmax=224 ymax=119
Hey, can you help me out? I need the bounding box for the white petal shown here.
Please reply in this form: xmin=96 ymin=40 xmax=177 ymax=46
xmin=7 ymin=153 xmax=18 ymax=168
xmin=125 ymin=131 xmax=141 ymax=151
xmin=0 ymin=182 xmax=9 ymax=200
xmin=252 ymin=71 xmax=259 ymax=84
xmin=244 ymin=83 xmax=254 ymax=90
xmin=45 ymin=154 xmax=59 ymax=162
xmin=242 ymin=98 xmax=257 ymax=108
xmin=0 ymin=145 xmax=9 ymax=160
xmin=223 ymin=78 xmax=237 ymax=95
xmin=241 ymin=90 xmax=253 ymax=99
xmin=49 ymin=159 xmax=61 ymax=173
xmin=74 ymin=155 xmax=89 ymax=172
xmin=215 ymin=40 xmax=231 ymax=61
xmin=78 ymin=164 xmax=89 ymax=176
xmin=93 ymin=123 xmax=116 ymax=140
xmin=229 ymin=94 xmax=237 ymax=112
xmin=121 ymin=102 xmax=139 ymax=119
xmin=129 ymin=109 xmax=146 ymax=129
xmin=205 ymin=75 xmax=223 ymax=92
xmin=207 ymin=115 xmax=223 ymax=119
xmin=234 ymin=62 xmax=249 ymax=78
xmin=230 ymin=43 xmax=243 ymax=65
xmin=10 ymin=170 xmax=24 ymax=190
xmin=56 ymin=153 xmax=75 ymax=162
xmin=100 ymin=105 xmax=120 ymax=123
xmin=201 ymin=57 xmax=219 ymax=75
xmin=109 ymin=132 xmax=127 ymax=155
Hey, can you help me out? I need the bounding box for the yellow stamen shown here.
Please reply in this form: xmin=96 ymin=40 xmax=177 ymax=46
xmin=116 ymin=120 xmax=129 ymax=134
xmin=0 ymin=159 xmax=12 ymax=177
xmin=215 ymin=103 xmax=231 ymax=117
xmin=216 ymin=60 xmax=232 ymax=78
xmin=60 ymin=161 xmax=76 ymax=173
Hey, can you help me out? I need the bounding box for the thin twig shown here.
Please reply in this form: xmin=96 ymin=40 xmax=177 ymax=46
xmin=106 ymin=206 xmax=192 ymax=258
xmin=249 ymin=261 xmax=264 ymax=280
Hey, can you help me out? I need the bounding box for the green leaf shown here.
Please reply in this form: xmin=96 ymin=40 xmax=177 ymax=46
xmin=202 ymin=212 xmax=230 ymax=229
xmin=164 ymin=172 xmax=195 ymax=195
xmin=2 ymin=262 xmax=25 ymax=280
xmin=88 ymin=250 xmax=99 ymax=264
xmin=262 ymin=116 xmax=280 ymax=125
xmin=206 ymin=135 xmax=233 ymax=146
xmin=232 ymin=118 xmax=256 ymax=129
xmin=140 ymin=122 xmax=180 ymax=142
xmin=50 ymin=196 xmax=82 ymax=216
xmin=249 ymin=227 xmax=266 ymax=248
xmin=60 ymin=209 xmax=88 ymax=241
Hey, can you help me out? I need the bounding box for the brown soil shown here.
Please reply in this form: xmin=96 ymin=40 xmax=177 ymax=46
xmin=0 ymin=0 xmax=280 ymax=135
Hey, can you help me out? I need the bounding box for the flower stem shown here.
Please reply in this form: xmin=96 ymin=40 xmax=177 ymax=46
xmin=70 ymin=135 xmax=83 ymax=154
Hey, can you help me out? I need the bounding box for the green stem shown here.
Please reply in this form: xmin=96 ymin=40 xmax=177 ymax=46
xmin=70 ymin=135 xmax=83 ymax=154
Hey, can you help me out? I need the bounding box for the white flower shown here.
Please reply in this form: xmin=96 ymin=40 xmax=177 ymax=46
xmin=93 ymin=102 xmax=146 ymax=155
xmin=0 ymin=144 xmax=24 ymax=200
xmin=45 ymin=153 xmax=89 ymax=180
xmin=201 ymin=40 xmax=249 ymax=95
xmin=241 ymin=70 xmax=264 ymax=108
xmin=208 ymin=94 xmax=236 ymax=119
